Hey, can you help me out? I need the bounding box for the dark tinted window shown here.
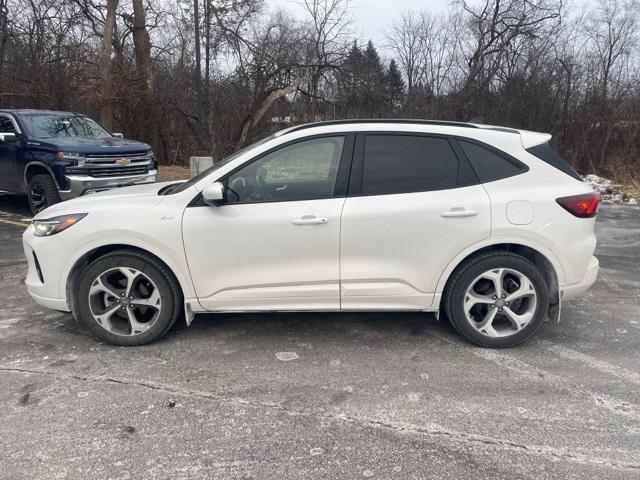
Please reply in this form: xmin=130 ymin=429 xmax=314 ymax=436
xmin=526 ymin=142 xmax=582 ymax=181
xmin=362 ymin=135 xmax=459 ymax=195
xmin=0 ymin=116 xmax=16 ymax=133
xmin=459 ymin=141 xmax=524 ymax=183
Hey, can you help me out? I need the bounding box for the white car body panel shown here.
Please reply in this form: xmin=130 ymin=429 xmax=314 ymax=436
xmin=340 ymin=184 xmax=491 ymax=310
xmin=22 ymin=121 xmax=599 ymax=323
xmin=182 ymin=197 xmax=345 ymax=311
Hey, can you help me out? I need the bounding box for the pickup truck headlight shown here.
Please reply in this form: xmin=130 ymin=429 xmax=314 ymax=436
xmin=32 ymin=213 xmax=87 ymax=237
xmin=57 ymin=151 xmax=86 ymax=166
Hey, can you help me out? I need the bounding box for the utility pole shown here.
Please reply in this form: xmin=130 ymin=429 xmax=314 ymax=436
xmin=194 ymin=0 xmax=204 ymax=155
xmin=189 ymin=0 xmax=213 ymax=176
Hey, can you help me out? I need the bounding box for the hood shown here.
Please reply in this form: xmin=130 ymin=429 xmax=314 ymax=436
xmin=42 ymin=136 xmax=151 ymax=155
xmin=34 ymin=182 xmax=174 ymax=220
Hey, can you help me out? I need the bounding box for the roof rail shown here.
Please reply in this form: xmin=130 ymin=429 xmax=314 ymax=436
xmin=281 ymin=118 xmax=480 ymax=135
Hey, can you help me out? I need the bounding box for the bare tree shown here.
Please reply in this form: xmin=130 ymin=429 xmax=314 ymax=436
xmin=98 ymin=0 xmax=118 ymax=129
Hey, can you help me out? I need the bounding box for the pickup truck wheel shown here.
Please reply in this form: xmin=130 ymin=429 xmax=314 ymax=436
xmin=443 ymin=252 xmax=549 ymax=348
xmin=28 ymin=174 xmax=61 ymax=214
xmin=75 ymin=250 xmax=182 ymax=346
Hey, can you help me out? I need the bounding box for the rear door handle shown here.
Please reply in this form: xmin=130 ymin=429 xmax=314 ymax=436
xmin=441 ymin=208 xmax=478 ymax=218
xmin=292 ymin=215 xmax=328 ymax=225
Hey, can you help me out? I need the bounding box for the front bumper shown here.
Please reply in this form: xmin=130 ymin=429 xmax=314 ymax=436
xmin=59 ymin=170 xmax=157 ymax=200
xmin=23 ymin=229 xmax=71 ymax=312
xmin=561 ymin=255 xmax=599 ymax=300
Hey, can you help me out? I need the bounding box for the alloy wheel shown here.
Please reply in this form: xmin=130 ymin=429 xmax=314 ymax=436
xmin=463 ymin=268 xmax=537 ymax=338
xmin=88 ymin=267 xmax=162 ymax=336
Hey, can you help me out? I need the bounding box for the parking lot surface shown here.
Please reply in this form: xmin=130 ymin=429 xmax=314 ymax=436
xmin=0 ymin=194 xmax=639 ymax=479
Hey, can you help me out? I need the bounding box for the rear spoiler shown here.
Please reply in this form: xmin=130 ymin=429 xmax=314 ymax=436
xmin=473 ymin=123 xmax=552 ymax=149
xmin=516 ymin=129 xmax=552 ymax=149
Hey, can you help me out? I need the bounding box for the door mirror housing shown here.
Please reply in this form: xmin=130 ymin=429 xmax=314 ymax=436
xmin=202 ymin=182 xmax=225 ymax=206
xmin=0 ymin=133 xmax=18 ymax=143
xmin=112 ymin=133 xmax=124 ymax=139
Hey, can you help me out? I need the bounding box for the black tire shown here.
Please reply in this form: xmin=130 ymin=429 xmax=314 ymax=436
xmin=443 ymin=251 xmax=549 ymax=348
xmin=75 ymin=249 xmax=182 ymax=346
xmin=28 ymin=173 xmax=61 ymax=214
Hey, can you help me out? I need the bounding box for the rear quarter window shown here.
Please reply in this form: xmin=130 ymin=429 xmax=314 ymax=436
xmin=458 ymin=140 xmax=527 ymax=183
xmin=526 ymin=142 xmax=582 ymax=181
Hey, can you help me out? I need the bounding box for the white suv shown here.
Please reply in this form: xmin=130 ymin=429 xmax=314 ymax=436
xmin=22 ymin=120 xmax=600 ymax=347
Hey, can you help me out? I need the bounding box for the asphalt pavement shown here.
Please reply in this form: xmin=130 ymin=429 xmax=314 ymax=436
xmin=0 ymin=193 xmax=638 ymax=479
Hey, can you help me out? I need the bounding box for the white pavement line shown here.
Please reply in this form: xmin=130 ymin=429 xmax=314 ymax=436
xmin=1 ymin=366 xmax=639 ymax=471
xmin=428 ymin=331 xmax=640 ymax=422
xmin=539 ymin=340 xmax=640 ymax=386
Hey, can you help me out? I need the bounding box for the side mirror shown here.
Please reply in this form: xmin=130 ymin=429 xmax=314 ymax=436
xmin=0 ymin=133 xmax=18 ymax=143
xmin=202 ymin=182 xmax=225 ymax=206
xmin=112 ymin=133 xmax=124 ymax=139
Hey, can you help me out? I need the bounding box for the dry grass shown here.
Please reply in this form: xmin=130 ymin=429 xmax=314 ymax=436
xmin=158 ymin=165 xmax=190 ymax=182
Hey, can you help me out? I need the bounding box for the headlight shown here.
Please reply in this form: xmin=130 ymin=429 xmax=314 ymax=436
xmin=57 ymin=151 xmax=86 ymax=166
xmin=32 ymin=213 xmax=87 ymax=237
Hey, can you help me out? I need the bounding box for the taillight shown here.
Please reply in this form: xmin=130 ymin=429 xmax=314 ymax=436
xmin=556 ymin=192 xmax=601 ymax=218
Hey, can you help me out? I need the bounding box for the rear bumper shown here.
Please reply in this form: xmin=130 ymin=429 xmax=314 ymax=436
xmin=561 ymin=256 xmax=599 ymax=300
xmin=59 ymin=170 xmax=157 ymax=200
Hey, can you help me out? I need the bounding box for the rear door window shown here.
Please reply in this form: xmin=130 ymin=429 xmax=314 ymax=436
xmin=361 ymin=135 xmax=460 ymax=195
xmin=459 ymin=140 xmax=526 ymax=183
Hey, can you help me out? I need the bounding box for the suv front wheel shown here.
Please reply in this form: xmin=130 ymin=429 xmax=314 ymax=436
xmin=444 ymin=252 xmax=549 ymax=348
xmin=75 ymin=250 xmax=182 ymax=346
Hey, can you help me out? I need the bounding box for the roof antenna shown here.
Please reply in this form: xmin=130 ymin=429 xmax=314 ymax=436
xmin=468 ymin=116 xmax=484 ymax=124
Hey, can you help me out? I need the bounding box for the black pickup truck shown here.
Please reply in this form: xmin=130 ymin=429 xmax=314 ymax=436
xmin=0 ymin=109 xmax=157 ymax=214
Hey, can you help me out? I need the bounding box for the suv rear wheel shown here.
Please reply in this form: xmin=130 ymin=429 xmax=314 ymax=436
xmin=444 ymin=252 xmax=549 ymax=348
xmin=28 ymin=173 xmax=61 ymax=214
xmin=75 ymin=250 xmax=182 ymax=346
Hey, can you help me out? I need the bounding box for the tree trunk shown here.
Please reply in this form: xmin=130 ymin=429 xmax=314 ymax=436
xmin=131 ymin=0 xmax=158 ymax=154
xmin=236 ymin=80 xmax=301 ymax=149
xmin=98 ymin=0 xmax=118 ymax=130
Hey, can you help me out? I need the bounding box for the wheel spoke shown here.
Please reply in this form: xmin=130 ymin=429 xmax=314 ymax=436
xmin=502 ymin=306 xmax=535 ymax=330
xmin=506 ymin=275 xmax=535 ymax=302
xmin=132 ymin=288 xmax=161 ymax=309
xmin=480 ymin=269 xmax=505 ymax=297
xmin=464 ymin=291 xmax=494 ymax=312
xmin=125 ymin=308 xmax=151 ymax=335
xmin=89 ymin=274 xmax=121 ymax=298
xmin=477 ymin=307 xmax=499 ymax=337
xmin=94 ymin=304 xmax=120 ymax=330
xmin=118 ymin=267 xmax=141 ymax=297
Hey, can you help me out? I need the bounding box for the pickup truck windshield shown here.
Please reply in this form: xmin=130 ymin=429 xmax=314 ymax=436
xmin=19 ymin=114 xmax=111 ymax=139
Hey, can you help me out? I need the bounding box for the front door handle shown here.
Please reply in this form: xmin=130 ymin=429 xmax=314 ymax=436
xmin=441 ymin=207 xmax=478 ymax=218
xmin=292 ymin=215 xmax=328 ymax=225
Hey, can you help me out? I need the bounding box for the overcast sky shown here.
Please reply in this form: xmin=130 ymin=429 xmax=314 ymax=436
xmin=269 ymin=0 xmax=595 ymax=55
xmin=269 ymin=0 xmax=451 ymax=49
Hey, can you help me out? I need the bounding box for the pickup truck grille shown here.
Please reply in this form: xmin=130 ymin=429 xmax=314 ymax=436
xmin=66 ymin=165 xmax=151 ymax=177
xmin=87 ymin=165 xmax=150 ymax=177
xmin=84 ymin=152 xmax=151 ymax=165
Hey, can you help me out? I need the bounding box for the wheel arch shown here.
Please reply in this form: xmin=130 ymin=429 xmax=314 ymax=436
xmin=436 ymin=239 xmax=563 ymax=309
xmin=24 ymin=162 xmax=61 ymax=189
xmin=65 ymin=242 xmax=193 ymax=319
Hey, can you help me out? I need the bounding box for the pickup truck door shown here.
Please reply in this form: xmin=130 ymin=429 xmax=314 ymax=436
xmin=0 ymin=116 xmax=21 ymax=192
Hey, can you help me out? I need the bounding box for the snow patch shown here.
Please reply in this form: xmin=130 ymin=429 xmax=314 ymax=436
xmin=583 ymin=174 xmax=638 ymax=204
xmin=275 ymin=351 xmax=299 ymax=361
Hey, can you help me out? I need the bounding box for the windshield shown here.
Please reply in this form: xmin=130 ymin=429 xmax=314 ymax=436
xmin=169 ymin=133 xmax=278 ymax=194
xmin=20 ymin=114 xmax=111 ymax=139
